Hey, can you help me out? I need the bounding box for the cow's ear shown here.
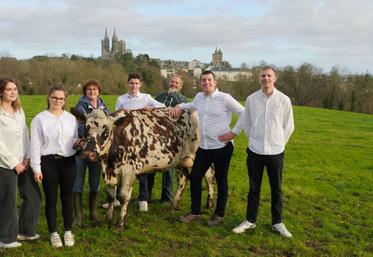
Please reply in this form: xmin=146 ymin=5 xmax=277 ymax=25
xmin=70 ymin=107 xmax=87 ymax=123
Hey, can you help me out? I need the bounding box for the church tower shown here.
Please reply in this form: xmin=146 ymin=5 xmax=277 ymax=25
xmin=101 ymin=28 xmax=128 ymax=58
xmin=101 ymin=28 xmax=110 ymax=58
xmin=111 ymin=28 xmax=119 ymax=54
xmin=212 ymin=47 xmax=223 ymax=67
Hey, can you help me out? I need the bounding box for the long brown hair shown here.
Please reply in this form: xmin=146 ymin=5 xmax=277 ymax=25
xmin=47 ymin=83 xmax=68 ymax=110
xmin=0 ymin=77 xmax=21 ymax=111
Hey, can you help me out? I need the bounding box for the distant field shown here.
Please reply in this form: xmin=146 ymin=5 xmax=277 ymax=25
xmin=2 ymin=95 xmax=372 ymax=257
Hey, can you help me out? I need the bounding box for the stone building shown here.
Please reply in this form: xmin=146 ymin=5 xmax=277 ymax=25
xmin=101 ymin=28 xmax=129 ymax=58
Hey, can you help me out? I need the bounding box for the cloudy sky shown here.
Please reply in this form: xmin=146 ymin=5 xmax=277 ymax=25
xmin=1 ymin=0 xmax=372 ymax=73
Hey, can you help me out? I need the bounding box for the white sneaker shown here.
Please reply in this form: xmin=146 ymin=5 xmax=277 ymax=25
xmin=232 ymin=220 xmax=256 ymax=234
xmin=139 ymin=201 xmax=148 ymax=212
xmin=272 ymin=223 xmax=292 ymax=238
xmin=17 ymin=233 xmax=40 ymax=241
xmin=64 ymin=232 xmax=75 ymax=247
xmin=102 ymin=200 xmax=121 ymax=209
xmin=50 ymin=233 xmax=63 ymax=248
xmin=0 ymin=241 xmax=22 ymax=248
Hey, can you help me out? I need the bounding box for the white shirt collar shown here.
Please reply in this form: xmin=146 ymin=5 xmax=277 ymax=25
xmin=127 ymin=91 xmax=140 ymax=98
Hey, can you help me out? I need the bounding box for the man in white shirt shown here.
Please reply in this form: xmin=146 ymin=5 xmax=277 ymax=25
xmin=111 ymin=73 xmax=164 ymax=212
xmin=171 ymin=70 xmax=244 ymax=226
xmin=227 ymin=66 xmax=294 ymax=238
xmin=115 ymin=74 xmax=164 ymax=111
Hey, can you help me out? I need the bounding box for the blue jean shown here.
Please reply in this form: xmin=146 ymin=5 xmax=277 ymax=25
xmin=73 ymin=155 xmax=101 ymax=193
xmin=147 ymin=168 xmax=175 ymax=202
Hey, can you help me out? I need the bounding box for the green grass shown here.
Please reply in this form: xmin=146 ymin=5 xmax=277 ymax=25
xmin=1 ymin=95 xmax=372 ymax=257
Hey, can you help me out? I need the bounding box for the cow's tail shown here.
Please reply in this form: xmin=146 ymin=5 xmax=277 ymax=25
xmin=188 ymin=110 xmax=200 ymax=144
xmin=180 ymin=110 xmax=200 ymax=168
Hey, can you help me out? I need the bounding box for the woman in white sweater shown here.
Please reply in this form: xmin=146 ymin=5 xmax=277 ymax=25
xmin=31 ymin=84 xmax=79 ymax=248
xmin=0 ymin=78 xmax=40 ymax=248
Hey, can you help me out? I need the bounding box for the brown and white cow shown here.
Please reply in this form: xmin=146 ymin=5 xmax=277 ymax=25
xmin=80 ymin=108 xmax=213 ymax=228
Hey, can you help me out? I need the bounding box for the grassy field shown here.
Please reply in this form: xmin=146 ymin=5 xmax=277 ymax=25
xmin=1 ymin=95 xmax=372 ymax=257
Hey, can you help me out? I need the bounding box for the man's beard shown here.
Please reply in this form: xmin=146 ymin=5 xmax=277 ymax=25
xmin=168 ymin=88 xmax=178 ymax=94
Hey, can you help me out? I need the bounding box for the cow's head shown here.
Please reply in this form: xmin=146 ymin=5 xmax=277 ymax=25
xmin=81 ymin=109 xmax=113 ymax=161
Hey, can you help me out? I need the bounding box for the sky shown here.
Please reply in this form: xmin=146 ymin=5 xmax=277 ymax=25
xmin=0 ymin=0 xmax=372 ymax=74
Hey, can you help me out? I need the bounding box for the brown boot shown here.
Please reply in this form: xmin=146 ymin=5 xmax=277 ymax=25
xmin=89 ymin=191 xmax=100 ymax=225
xmin=206 ymin=214 xmax=224 ymax=227
xmin=177 ymin=213 xmax=201 ymax=223
xmin=73 ymin=192 xmax=83 ymax=227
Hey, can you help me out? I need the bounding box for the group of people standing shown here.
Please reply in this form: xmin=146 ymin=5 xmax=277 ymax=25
xmin=0 ymin=66 xmax=294 ymax=249
xmin=170 ymin=68 xmax=294 ymax=239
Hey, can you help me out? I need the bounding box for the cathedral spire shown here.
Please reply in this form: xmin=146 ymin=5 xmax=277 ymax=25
xmin=112 ymin=28 xmax=118 ymax=41
xmin=104 ymin=28 xmax=109 ymax=39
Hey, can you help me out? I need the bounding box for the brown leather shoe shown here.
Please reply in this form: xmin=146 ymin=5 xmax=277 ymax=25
xmin=207 ymin=214 xmax=224 ymax=226
xmin=177 ymin=213 xmax=201 ymax=223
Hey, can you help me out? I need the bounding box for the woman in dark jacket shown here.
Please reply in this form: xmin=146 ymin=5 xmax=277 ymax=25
xmin=72 ymin=80 xmax=109 ymax=226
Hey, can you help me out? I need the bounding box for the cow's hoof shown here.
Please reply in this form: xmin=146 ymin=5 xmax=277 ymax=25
xmin=115 ymin=222 xmax=125 ymax=230
xmin=205 ymin=201 xmax=214 ymax=209
xmin=169 ymin=205 xmax=180 ymax=212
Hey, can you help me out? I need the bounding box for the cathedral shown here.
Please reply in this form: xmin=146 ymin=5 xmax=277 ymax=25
xmin=212 ymin=47 xmax=223 ymax=66
xmin=101 ymin=29 xmax=128 ymax=58
xmin=211 ymin=47 xmax=231 ymax=69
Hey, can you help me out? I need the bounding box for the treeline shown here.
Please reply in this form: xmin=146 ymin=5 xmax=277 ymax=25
xmin=219 ymin=64 xmax=373 ymax=114
xmin=0 ymin=53 xmax=167 ymax=96
xmin=0 ymin=55 xmax=372 ymax=114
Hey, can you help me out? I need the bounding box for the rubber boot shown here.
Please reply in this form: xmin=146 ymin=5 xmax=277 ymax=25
xmin=89 ymin=191 xmax=100 ymax=225
xmin=73 ymin=192 xmax=83 ymax=227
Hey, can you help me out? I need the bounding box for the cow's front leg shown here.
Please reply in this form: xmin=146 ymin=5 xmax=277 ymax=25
xmin=105 ymin=185 xmax=116 ymax=222
xmin=116 ymin=171 xmax=136 ymax=229
xmin=172 ymin=167 xmax=189 ymax=210
xmin=204 ymin=166 xmax=215 ymax=209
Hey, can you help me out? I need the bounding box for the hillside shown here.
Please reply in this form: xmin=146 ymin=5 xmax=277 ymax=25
xmin=3 ymin=95 xmax=372 ymax=257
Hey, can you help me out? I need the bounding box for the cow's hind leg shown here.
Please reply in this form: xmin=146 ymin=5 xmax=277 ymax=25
xmin=172 ymin=167 xmax=189 ymax=210
xmin=204 ymin=166 xmax=215 ymax=209
xmin=116 ymin=171 xmax=136 ymax=229
xmin=105 ymin=185 xmax=116 ymax=223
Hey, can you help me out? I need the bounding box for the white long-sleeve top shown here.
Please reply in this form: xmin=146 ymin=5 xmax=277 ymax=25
xmin=30 ymin=110 xmax=78 ymax=173
xmin=115 ymin=92 xmax=165 ymax=111
xmin=0 ymin=107 xmax=30 ymax=169
xmin=233 ymin=88 xmax=294 ymax=155
xmin=179 ymin=89 xmax=244 ymax=150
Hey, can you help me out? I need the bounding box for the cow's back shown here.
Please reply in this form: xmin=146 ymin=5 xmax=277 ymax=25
xmin=108 ymin=108 xmax=199 ymax=174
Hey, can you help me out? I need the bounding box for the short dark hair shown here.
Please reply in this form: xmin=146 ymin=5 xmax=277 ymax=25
xmin=200 ymin=70 xmax=215 ymax=80
xmin=127 ymin=73 xmax=141 ymax=83
xmin=82 ymin=80 xmax=101 ymax=95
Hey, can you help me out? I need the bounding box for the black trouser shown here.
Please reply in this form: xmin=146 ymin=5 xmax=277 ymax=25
xmin=190 ymin=143 xmax=233 ymax=217
xmin=18 ymin=168 xmax=41 ymax=237
xmin=0 ymin=166 xmax=18 ymax=243
xmin=246 ymin=149 xmax=284 ymax=225
xmin=41 ymin=155 xmax=76 ymax=233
